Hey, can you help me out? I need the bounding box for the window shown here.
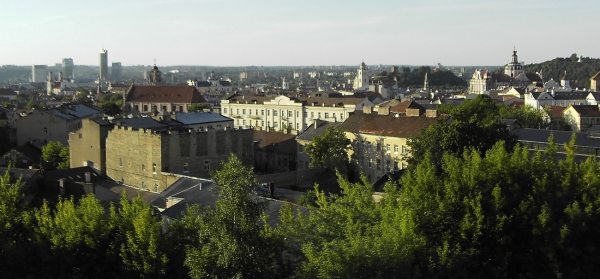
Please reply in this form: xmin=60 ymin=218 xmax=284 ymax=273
xmin=377 ymin=159 xmax=381 ymax=170
xmin=368 ymin=159 xmax=372 ymax=168
xmin=162 ymin=105 xmax=167 ymax=111
xmin=155 ymin=183 xmax=159 ymax=192
xmin=143 ymin=105 xmax=148 ymax=111
xmin=386 ymin=160 xmax=391 ymax=170
xmin=299 ymin=160 xmax=303 ymax=169
xmin=237 ymin=108 xmax=240 ymax=114
xmin=394 ymin=145 xmax=399 ymax=153
xmin=274 ymin=110 xmax=278 ymax=116
xmin=325 ymin=112 xmax=329 ymax=119
xmin=367 ymin=142 xmax=372 ymax=150
xmin=289 ymin=111 xmax=293 ymax=117
xmin=43 ymin=127 xmax=47 ymax=133
xmin=204 ymin=160 xmax=210 ymax=170
xmin=296 ymin=111 xmax=299 ymax=117
xmin=142 ymin=181 xmax=146 ymax=189
xmin=402 ymin=146 xmax=407 ymax=154
xmin=135 ymin=105 xmax=139 ymax=111
xmin=224 ymin=108 xmax=227 ymax=114
xmin=274 ymin=122 xmax=278 ymax=127
xmin=261 ymin=110 xmax=265 ymax=115
xmin=243 ymin=109 xmax=246 ymax=114
xmin=376 ymin=143 xmax=381 ymax=151
xmin=119 ymin=158 xmax=123 ymax=167
xmin=152 ymin=163 xmax=157 ymax=174
xmin=318 ymin=112 xmax=321 ymax=118
xmin=386 ymin=144 xmax=390 ymax=152
xmin=261 ymin=121 xmax=264 ymax=126
xmin=79 ymin=133 xmax=82 ymax=139
xmin=256 ymin=109 xmax=258 ymax=115
xmin=340 ymin=113 xmax=344 ymax=120
xmin=394 ymin=161 xmax=399 ymax=170
xmin=360 ymin=156 xmax=364 ymax=166
xmin=142 ymin=164 xmax=145 ymax=171
xmin=183 ymin=162 xmax=189 ymax=173
xmin=267 ymin=110 xmax=270 ymax=116
xmin=299 ymin=145 xmax=304 ymax=153
xmin=311 ymin=112 xmax=314 ymax=118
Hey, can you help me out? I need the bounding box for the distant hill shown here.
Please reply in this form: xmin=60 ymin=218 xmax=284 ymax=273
xmin=524 ymin=54 xmax=600 ymax=89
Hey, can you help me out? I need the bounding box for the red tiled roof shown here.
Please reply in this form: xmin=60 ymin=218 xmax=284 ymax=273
xmin=546 ymin=105 xmax=564 ymax=118
xmin=339 ymin=111 xmax=448 ymax=138
xmin=125 ymin=85 xmax=206 ymax=103
xmin=389 ymin=100 xmax=426 ymax=113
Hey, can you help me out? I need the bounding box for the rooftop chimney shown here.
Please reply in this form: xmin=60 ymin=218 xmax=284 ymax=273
xmin=363 ymin=106 xmax=372 ymax=114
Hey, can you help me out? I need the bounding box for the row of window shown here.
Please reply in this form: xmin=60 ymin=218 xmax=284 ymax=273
xmin=359 ymin=157 xmax=406 ymax=170
xmin=236 ymin=119 xmax=300 ymax=130
xmin=134 ymin=104 xmax=186 ymax=112
xmin=120 ymin=160 xmax=210 ymax=173
xmin=356 ymin=141 xmax=407 ymax=154
xmin=224 ymin=107 xmax=345 ymax=120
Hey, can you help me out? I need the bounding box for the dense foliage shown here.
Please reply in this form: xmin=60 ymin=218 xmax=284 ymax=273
xmin=305 ymin=126 xmax=351 ymax=173
xmin=408 ymin=95 xmax=518 ymax=171
xmin=41 ymin=141 xmax=70 ymax=170
xmin=524 ymin=53 xmax=600 ymax=89
xmin=373 ymin=66 xmax=467 ymax=89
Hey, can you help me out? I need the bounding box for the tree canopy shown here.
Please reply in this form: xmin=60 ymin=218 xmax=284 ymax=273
xmin=305 ymin=126 xmax=351 ymax=172
xmin=41 ymin=141 xmax=70 ymax=170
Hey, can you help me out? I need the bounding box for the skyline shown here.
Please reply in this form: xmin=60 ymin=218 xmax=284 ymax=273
xmin=1 ymin=0 xmax=599 ymax=67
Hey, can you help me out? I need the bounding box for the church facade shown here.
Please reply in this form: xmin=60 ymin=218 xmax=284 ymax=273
xmin=469 ymin=50 xmax=542 ymax=94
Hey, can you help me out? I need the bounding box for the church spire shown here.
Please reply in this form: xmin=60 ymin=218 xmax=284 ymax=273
xmin=423 ymin=72 xmax=429 ymax=91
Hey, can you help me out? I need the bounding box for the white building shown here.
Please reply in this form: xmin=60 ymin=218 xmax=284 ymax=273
xmin=353 ymin=62 xmax=370 ymax=91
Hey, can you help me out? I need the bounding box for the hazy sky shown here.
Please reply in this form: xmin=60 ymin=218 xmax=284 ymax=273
xmin=1 ymin=0 xmax=598 ymax=67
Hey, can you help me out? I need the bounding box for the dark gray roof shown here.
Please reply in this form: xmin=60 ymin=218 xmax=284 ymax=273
xmin=553 ymin=92 xmax=588 ymax=100
xmin=174 ymin=112 xmax=231 ymax=125
xmin=149 ymin=177 xmax=213 ymax=209
xmin=513 ymin=128 xmax=600 ymax=148
xmin=296 ymin=121 xmax=343 ymax=141
xmin=114 ymin=117 xmax=182 ymax=130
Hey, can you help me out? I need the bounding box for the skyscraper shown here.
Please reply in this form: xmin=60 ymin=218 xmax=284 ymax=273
xmin=62 ymin=58 xmax=74 ymax=79
xmin=111 ymin=62 xmax=122 ymax=81
xmin=99 ymin=49 xmax=108 ymax=80
xmin=31 ymin=65 xmax=47 ymax=82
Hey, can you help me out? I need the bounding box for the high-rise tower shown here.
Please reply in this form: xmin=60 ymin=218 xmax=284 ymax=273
xmin=99 ymin=49 xmax=108 ymax=80
xmin=62 ymin=58 xmax=74 ymax=79
xmin=111 ymin=62 xmax=122 ymax=81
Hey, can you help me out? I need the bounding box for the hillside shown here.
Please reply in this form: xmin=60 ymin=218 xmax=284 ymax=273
xmin=524 ymin=54 xmax=600 ymax=89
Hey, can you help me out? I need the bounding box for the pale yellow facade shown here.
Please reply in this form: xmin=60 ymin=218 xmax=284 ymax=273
xmin=345 ymin=132 xmax=408 ymax=183
xmin=221 ymin=95 xmax=357 ymax=132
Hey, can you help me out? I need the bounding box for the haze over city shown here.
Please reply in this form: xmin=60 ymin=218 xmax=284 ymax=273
xmin=2 ymin=0 xmax=599 ymax=66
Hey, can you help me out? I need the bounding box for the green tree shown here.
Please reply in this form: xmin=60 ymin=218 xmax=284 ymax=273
xmin=187 ymin=103 xmax=207 ymax=112
xmin=110 ymin=194 xmax=168 ymax=277
xmin=498 ymin=104 xmax=549 ymax=129
xmin=42 ymin=141 xmax=69 ymax=170
xmin=398 ymin=135 xmax=600 ymax=278
xmin=279 ymin=173 xmax=418 ymax=278
xmin=408 ymin=95 xmax=517 ymax=171
xmin=101 ymin=102 xmax=122 ymax=116
xmin=305 ymin=126 xmax=351 ymax=173
xmin=183 ymin=154 xmax=285 ymax=278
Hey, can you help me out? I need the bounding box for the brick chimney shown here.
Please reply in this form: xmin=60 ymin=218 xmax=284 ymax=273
xmin=378 ymin=106 xmax=390 ymax=115
xmin=426 ymin=109 xmax=438 ymax=118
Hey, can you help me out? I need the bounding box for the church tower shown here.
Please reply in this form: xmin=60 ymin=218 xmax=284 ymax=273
xmin=282 ymin=77 xmax=289 ymax=90
xmin=147 ymin=64 xmax=163 ymax=85
xmin=354 ymin=62 xmax=370 ymax=90
xmin=504 ymin=49 xmax=524 ymax=78
xmin=423 ymin=72 xmax=429 ymax=91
